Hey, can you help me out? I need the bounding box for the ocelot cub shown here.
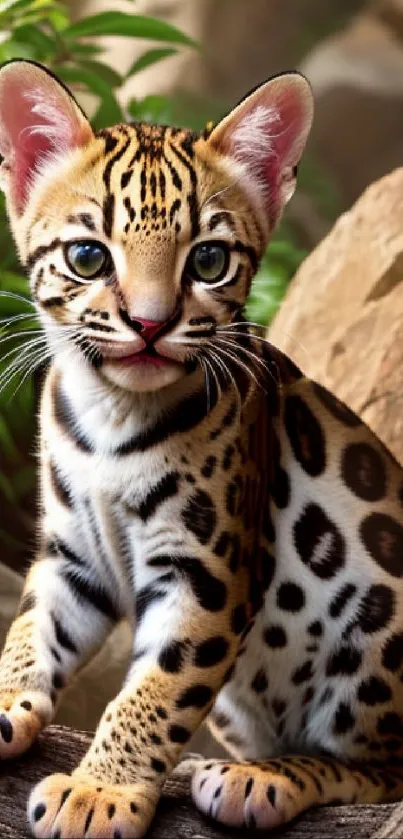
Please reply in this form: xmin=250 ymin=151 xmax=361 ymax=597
xmin=1 ymin=59 xmax=403 ymax=839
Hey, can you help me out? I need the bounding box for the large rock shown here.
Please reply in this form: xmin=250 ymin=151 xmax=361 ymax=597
xmin=269 ymin=168 xmax=403 ymax=465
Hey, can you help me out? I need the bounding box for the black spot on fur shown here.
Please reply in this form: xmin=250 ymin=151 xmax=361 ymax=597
xmin=180 ymin=556 xmax=226 ymax=611
xmin=377 ymin=713 xmax=403 ymax=739
xmin=334 ymin=702 xmax=355 ymax=735
xmin=33 ymin=803 xmax=46 ymax=822
xmin=226 ymin=481 xmax=238 ymax=516
xmin=201 ymin=455 xmax=217 ymax=478
xmin=313 ymin=383 xmax=361 ymax=427
xmin=251 ymin=669 xmax=268 ymax=693
xmin=329 ymin=583 xmax=357 ymax=619
xmin=214 ymin=531 xmax=230 ymax=557
xmin=308 ymin=620 xmax=323 ymax=637
xmin=270 ymin=432 xmax=290 ymax=509
xmin=358 ymin=584 xmax=395 ymax=633
xmin=182 ymin=490 xmax=216 ymax=544
xmin=159 ymin=640 xmax=186 ymax=673
xmin=277 ymin=582 xmax=305 ymax=612
xmin=360 ymin=513 xmax=403 ymax=578
xmin=222 ymin=445 xmax=235 ymax=471
xmin=342 ymin=443 xmax=387 ymax=502
xmin=284 ymin=395 xmax=326 ymax=476
xmin=326 ymin=646 xmax=362 ymax=676
xmin=194 ymin=637 xmax=229 ymax=667
xmin=0 ymin=715 xmax=13 ymax=743
xmin=229 ymin=534 xmax=241 ymax=573
xmin=151 ymin=757 xmax=166 ymax=773
xmin=264 ymin=625 xmax=287 ymax=648
xmin=292 ymin=661 xmax=314 ymax=685
xmin=138 ymin=472 xmax=180 ymax=521
xmin=267 ymin=785 xmax=276 ymax=807
xmin=272 ymin=699 xmax=287 ymax=718
xmin=231 ymin=604 xmax=248 ymax=635
xmin=358 ymin=676 xmax=392 ymax=705
xmin=176 ymin=684 xmax=213 ymax=709
xmin=294 ymin=503 xmax=345 ymax=580
xmin=168 ymin=724 xmax=190 ymax=744
xmin=382 ymin=633 xmax=403 ymax=672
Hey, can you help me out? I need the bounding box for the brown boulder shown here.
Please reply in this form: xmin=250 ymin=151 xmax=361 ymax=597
xmin=268 ymin=168 xmax=403 ymax=464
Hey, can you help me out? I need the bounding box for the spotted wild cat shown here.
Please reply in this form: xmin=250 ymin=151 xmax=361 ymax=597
xmin=0 ymin=59 xmax=403 ymax=838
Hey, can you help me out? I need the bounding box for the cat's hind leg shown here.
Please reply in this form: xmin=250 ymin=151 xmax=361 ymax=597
xmin=189 ymin=756 xmax=403 ymax=830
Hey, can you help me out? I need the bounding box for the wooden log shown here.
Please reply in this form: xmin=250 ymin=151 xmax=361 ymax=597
xmin=0 ymin=725 xmax=396 ymax=838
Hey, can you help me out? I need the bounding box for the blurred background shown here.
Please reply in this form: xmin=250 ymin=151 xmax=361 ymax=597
xmin=1 ymin=0 xmax=403 ymax=731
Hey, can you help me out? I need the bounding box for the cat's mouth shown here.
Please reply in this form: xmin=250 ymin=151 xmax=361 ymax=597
xmin=116 ymin=346 xmax=172 ymax=368
xmin=94 ymin=339 xmax=182 ymax=369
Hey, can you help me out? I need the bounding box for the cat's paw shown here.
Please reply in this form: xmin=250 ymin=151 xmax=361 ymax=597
xmin=28 ymin=773 xmax=158 ymax=838
xmin=0 ymin=690 xmax=52 ymax=759
xmin=191 ymin=759 xmax=315 ymax=830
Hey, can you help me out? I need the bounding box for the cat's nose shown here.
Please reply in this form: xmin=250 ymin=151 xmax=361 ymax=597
xmin=126 ymin=316 xmax=164 ymax=342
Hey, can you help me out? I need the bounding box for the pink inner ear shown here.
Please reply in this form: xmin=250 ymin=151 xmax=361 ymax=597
xmin=225 ymin=80 xmax=313 ymax=224
xmin=0 ymin=73 xmax=89 ymax=212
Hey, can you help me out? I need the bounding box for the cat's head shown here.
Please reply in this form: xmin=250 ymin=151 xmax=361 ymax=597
xmin=0 ymin=60 xmax=313 ymax=394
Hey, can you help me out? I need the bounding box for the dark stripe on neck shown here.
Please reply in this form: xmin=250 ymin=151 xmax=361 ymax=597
xmin=53 ymin=378 xmax=93 ymax=453
xmin=53 ymin=371 xmax=218 ymax=458
xmin=137 ymin=471 xmax=180 ymax=521
xmin=115 ymin=385 xmax=218 ymax=456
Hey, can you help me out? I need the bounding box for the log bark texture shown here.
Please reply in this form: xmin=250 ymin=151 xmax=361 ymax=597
xmin=0 ymin=725 xmax=397 ymax=839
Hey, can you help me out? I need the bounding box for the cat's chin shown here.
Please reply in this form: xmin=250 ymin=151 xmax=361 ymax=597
xmin=101 ymin=357 xmax=186 ymax=393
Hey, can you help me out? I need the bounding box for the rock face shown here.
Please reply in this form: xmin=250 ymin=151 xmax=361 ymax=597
xmin=302 ymin=9 xmax=403 ymax=209
xmin=268 ymin=168 xmax=403 ymax=464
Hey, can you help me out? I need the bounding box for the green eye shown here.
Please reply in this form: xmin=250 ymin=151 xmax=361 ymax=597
xmin=65 ymin=240 xmax=109 ymax=281
xmin=191 ymin=242 xmax=229 ymax=283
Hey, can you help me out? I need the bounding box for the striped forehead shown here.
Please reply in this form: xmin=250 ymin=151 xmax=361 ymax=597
xmin=97 ymin=124 xmax=200 ymax=242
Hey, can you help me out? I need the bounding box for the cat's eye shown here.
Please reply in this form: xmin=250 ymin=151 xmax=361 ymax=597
xmin=189 ymin=242 xmax=229 ymax=284
xmin=65 ymin=240 xmax=110 ymax=281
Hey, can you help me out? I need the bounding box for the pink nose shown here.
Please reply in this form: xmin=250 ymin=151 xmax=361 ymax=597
xmin=132 ymin=318 xmax=164 ymax=342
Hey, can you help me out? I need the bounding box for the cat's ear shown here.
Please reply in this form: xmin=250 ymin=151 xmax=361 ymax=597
xmin=207 ymin=72 xmax=313 ymax=227
xmin=0 ymin=60 xmax=93 ymax=213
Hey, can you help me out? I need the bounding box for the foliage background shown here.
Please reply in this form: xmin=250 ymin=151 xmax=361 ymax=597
xmin=0 ymin=0 xmax=338 ymax=570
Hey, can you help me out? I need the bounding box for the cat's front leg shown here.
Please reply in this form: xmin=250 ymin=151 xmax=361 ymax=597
xmin=0 ymin=539 xmax=120 ymax=760
xmin=28 ymin=559 xmax=239 ymax=838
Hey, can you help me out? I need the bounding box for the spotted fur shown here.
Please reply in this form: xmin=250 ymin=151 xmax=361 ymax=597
xmin=0 ymin=60 xmax=402 ymax=838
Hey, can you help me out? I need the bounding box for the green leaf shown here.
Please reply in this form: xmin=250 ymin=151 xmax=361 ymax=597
xmin=58 ymin=65 xmax=115 ymax=100
xmin=126 ymin=46 xmax=177 ymax=77
xmin=10 ymin=22 xmax=55 ymax=59
xmin=92 ymin=94 xmax=124 ymax=131
xmin=78 ymin=59 xmax=122 ymax=88
xmin=127 ymin=94 xmax=176 ymax=125
xmin=0 ymin=471 xmax=16 ymax=504
xmin=68 ymin=41 xmax=103 ymax=57
xmin=64 ymin=12 xmax=198 ymax=48
xmin=0 ymin=413 xmax=21 ymax=462
xmin=0 ymin=34 xmax=38 ymax=61
xmin=0 ymin=0 xmax=33 ymax=15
